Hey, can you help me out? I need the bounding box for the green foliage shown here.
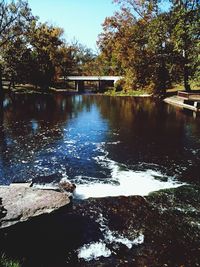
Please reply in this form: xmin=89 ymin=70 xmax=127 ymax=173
xmin=0 ymin=255 xmax=21 ymax=267
xmin=105 ymin=88 xmax=149 ymax=96
xmin=0 ymin=0 xmax=199 ymax=95
xmin=0 ymin=0 xmax=35 ymax=49
xmin=169 ymin=0 xmax=200 ymax=91
xmin=0 ymin=0 xmax=36 ymax=97
xmin=27 ymin=23 xmax=64 ymax=89
xmin=70 ymin=42 xmax=97 ymax=75
xmin=0 ymin=1 xmax=98 ymax=91
xmin=98 ymin=0 xmax=200 ymax=95
xmin=114 ymin=78 xmax=125 ymax=91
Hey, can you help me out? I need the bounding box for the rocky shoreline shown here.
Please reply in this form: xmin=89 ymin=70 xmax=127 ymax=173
xmin=0 ymin=184 xmax=200 ymax=266
xmin=0 ymin=181 xmax=75 ymax=229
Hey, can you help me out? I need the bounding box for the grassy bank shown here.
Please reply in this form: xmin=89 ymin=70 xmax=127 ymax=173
xmin=0 ymin=255 xmax=20 ymax=267
xmin=104 ymin=89 xmax=152 ymax=97
xmin=166 ymin=82 xmax=200 ymax=94
xmin=2 ymin=81 xmax=200 ymax=97
xmin=105 ymin=81 xmax=200 ymax=97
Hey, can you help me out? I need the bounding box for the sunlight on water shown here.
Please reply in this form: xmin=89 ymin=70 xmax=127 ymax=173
xmin=0 ymin=94 xmax=199 ymax=187
xmin=74 ymin=171 xmax=182 ymax=199
xmin=77 ymin=213 xmax=144 ymax=262
xmin=78 ymin=242 xmax=111 ymax=262
xmin=74 ymin=142 xmax=184 ymax=199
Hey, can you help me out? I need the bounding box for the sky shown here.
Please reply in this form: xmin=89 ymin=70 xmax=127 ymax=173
xmin=27 ymin=0 xmax=119 ymax=51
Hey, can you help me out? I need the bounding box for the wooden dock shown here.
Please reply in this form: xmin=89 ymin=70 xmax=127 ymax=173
xmin=164 ymin=92 xmax=200 ymax=112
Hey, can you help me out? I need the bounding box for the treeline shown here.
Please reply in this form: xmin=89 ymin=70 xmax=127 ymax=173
xmin=96 ymin=0 xmax=200 ymax=94
xmin=0 ymin=0 xmax=96 ymax=94
xmin=0 ymin=0 xmax=199 ymax=97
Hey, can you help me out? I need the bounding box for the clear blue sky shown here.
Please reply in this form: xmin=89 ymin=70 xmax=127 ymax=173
xmin=28 ymin=0 xmax=119 ymax=51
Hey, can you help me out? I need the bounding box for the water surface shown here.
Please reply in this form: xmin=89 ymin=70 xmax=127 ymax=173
xmin=0 ymin=93 xmax=200 ymax=197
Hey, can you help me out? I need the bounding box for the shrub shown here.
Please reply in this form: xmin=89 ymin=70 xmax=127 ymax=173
xmin=114 ymin=78 xmax=125 ymax=92
xmin=0 ymin=255 xmax=21 ymax=267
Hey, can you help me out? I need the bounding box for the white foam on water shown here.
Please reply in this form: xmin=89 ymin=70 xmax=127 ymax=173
xmin=97 ymin=213 xmax=144 ymax=249
xmin=105 ymin=229 xmax=144 ymax=249
xmin=74 ymin=142 xmax=184 ymax=199
xmin=74 ymin=168 xmax=183 ymax=199
xmin=77 ymin=214 xmax=144 ymax=262
xmin=77 ymin=242 xmax=111 ymax=261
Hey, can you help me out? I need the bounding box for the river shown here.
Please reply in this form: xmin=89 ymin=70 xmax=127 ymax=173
xmin=0 ymin=93 xmax=200 ymax=266
xmin=1 ymin=93 xmax=200 ymax=189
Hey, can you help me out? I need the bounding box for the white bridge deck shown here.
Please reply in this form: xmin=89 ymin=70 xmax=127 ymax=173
xmin=62 ymin=76 xmax=122 ymax=92
xmin=66 ymin=76 xmax=122 ymax=83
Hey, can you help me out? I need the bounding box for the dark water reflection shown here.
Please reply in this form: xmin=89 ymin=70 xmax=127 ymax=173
xmin=0 ymin=93 xmax=200 ymax=185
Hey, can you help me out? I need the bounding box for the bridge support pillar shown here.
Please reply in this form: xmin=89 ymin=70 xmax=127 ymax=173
xmin=75 ymin=81 xmax=84 ymax=93
xmin=98 ymin=80 xmax=105 ymax=93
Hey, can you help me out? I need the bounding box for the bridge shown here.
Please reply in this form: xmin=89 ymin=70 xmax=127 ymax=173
xmin=65 ymin=76 xmax=122 ymax=92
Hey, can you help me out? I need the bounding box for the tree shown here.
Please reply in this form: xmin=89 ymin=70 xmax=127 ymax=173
xmin=56 ymin=44 xmax=78 ymax=82
xmin=68 ymin=42 xmax=96 ymax=75
xmin=113 ymin=0 xmax=162 ymax=20
xmin=97 ymin=0 xmax=199 ymax=94
xmin=170 ymin=0 xmax=200 ymax=91
xmin=28 ymin=23 xmax=64 ymax=90
xmin=146 ymin=12 xmax=172 ymax=94
xmin=0 ymin=0 xmax=35 ymax=98
xmin=98 ymin=8 xmax=137 ymax=77
xmin=2 ymin=35 xmax=32 ymax=88
xmin=98 ymin=6 xmax=169 ymax=92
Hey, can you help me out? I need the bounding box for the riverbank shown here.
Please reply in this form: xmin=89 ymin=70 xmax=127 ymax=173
xmin=1 ymin=184 xmax=200 ymax=266
xmin=3 ymin=83 xmax=152 ymax=97
xmin=0 ymin=181 xmax=76 ymax=229
xmin=104 ymin=89 xmax=152 ymax=97
xmin=164 ymin=92 xmax=200 ymax=112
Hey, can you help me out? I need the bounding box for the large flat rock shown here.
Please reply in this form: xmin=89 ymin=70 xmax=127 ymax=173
xmin=0 ymin=183 xmax=70 ymax=228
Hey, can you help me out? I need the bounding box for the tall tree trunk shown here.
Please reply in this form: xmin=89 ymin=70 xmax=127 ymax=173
xmin=0 ymin=67 xmax=3 ymax=94
xmin=0 ymin=66 xmax=4 ymax=126
xmin=0 ymin=97 xmax=3 ymax=126
xmin=182 ymin=10 xmax=191 ymax=92
xmin=157 ymin=43 xmax=167 ymax=96
xmin=8 ymin=75 xmax=15 ymax=90
xmin=183 ymin=59 xmax=191 ymax=91
xmin=160 ymin=57 xmax=167 ymax=96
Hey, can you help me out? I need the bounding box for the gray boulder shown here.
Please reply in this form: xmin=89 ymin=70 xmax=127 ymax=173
xmin=0 ymin=183 xmax=71 ymax=229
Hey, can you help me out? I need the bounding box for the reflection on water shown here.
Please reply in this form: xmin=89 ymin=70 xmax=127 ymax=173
xmin=0 ymin=93 xmax=200 ymax=192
